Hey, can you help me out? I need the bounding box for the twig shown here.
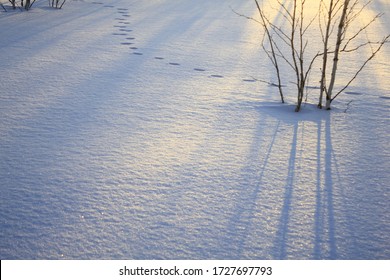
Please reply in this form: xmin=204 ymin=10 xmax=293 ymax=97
xmin=250 ymin=76 xmax=287 ymax=87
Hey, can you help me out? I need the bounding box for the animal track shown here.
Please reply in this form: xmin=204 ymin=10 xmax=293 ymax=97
xmin=109 ymin=8 xmax=269 ymax=86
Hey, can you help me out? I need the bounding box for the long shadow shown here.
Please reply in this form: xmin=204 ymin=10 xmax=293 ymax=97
xmin=314 ymin=117 xmax=323 ymax=258
xmin=221 ymin=117 xmax=281 ymax=258
xmin=325 ymin=116 xmax=337 ymax=259
xmin=314 ymin=114 xmax=337 ymax=259
xmin=272 ymin=122 xmax=298 ymax=259
xmin=259 ymin=104 xmax=337 ymax=259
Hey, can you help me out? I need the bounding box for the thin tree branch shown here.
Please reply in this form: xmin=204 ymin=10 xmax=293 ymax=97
xmin=342 ymin=12 xmax=382 ymax=51
xmin=332 ymin=34 xmax=390 ymax=101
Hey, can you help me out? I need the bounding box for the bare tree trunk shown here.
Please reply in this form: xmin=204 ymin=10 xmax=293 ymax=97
xmin=59 ymin=0 xmax=67 ymax=9
xmin=295 ymin=0 xmax=316 ymax=112
xmin=318 ymin=0 xmax=337 ymax=109
xmin=251 ymin=0 xmax=318 ymax=112
xmin=297 ymin=0 xmax=305 ymax=112
xmin=290 ymin=0 xmax=303 ymax=112
xmin=255 ymin=0 xmax=285 ymax=103
xmin=326 ymin=0 xmax=350 ymax=110
xmin=9 ymin=0 xmax=16 ymax=9
xmin=49 ymin=0 xmax=66 ymax=9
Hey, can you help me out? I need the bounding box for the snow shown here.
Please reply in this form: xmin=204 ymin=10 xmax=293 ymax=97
xmin=0 ymin=0 xmax=389 ymax=259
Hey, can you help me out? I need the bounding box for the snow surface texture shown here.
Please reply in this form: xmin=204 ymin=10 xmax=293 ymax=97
xmin=0 ymin=0 xmax=389 ymax=259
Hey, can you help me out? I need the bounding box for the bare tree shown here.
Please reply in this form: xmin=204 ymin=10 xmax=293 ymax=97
xmin=252 ymin=0 xmax=389 ymax=111
xmin=325 ymin=0 xmax=350 ymax=109
xmin=232 ymin=5 xmax=286 ymax=103
xmin=318 ymin=0 xmax=342 ymax=108
xmin=254 ymin=0 xmax=319 ymax=112
xmin=8 ymin=0 xmax=16 ymax=9
xmin=254 ymin=0 xmax=285 ymax=103
xmin=50 ymin=0 xmax=67 ymax=9
xmin=23 ymin=0 xmax=34 ymax=10
xmin=6 ymin=0 xmax=38 ymax=10
xmin=292 ymin=0 xmax=321 ymax=112
xmin=322 ymin=0 xmax=389 ymax=110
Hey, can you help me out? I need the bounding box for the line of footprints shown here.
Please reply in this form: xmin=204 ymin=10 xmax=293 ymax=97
xmin=92 ymin=2 xmax=390 ymax=100
xmin=92 ymin=1 xmax=256 ymax=82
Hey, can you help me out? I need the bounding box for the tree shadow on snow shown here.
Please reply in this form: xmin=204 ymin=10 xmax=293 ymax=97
xmin=223 ymin=101 xmax=339 ymax=259
xmin=265 ymin=103 xmax=338 ymax=259
xmin=220 ymin=113 xmax=281 ymax=258
xmin=312 ymin=111 xmax=337 ymax=259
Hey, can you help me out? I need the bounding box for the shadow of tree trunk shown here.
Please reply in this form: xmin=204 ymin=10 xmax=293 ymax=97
xmin=273 ymin=122 xmax=298 ymax=259
xmin=314 ymin=115 xmax=337 ymax=259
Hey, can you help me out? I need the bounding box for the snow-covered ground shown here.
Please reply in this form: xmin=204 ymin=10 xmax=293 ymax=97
xmin=0 ymin=0 xmax=389 ymax=259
